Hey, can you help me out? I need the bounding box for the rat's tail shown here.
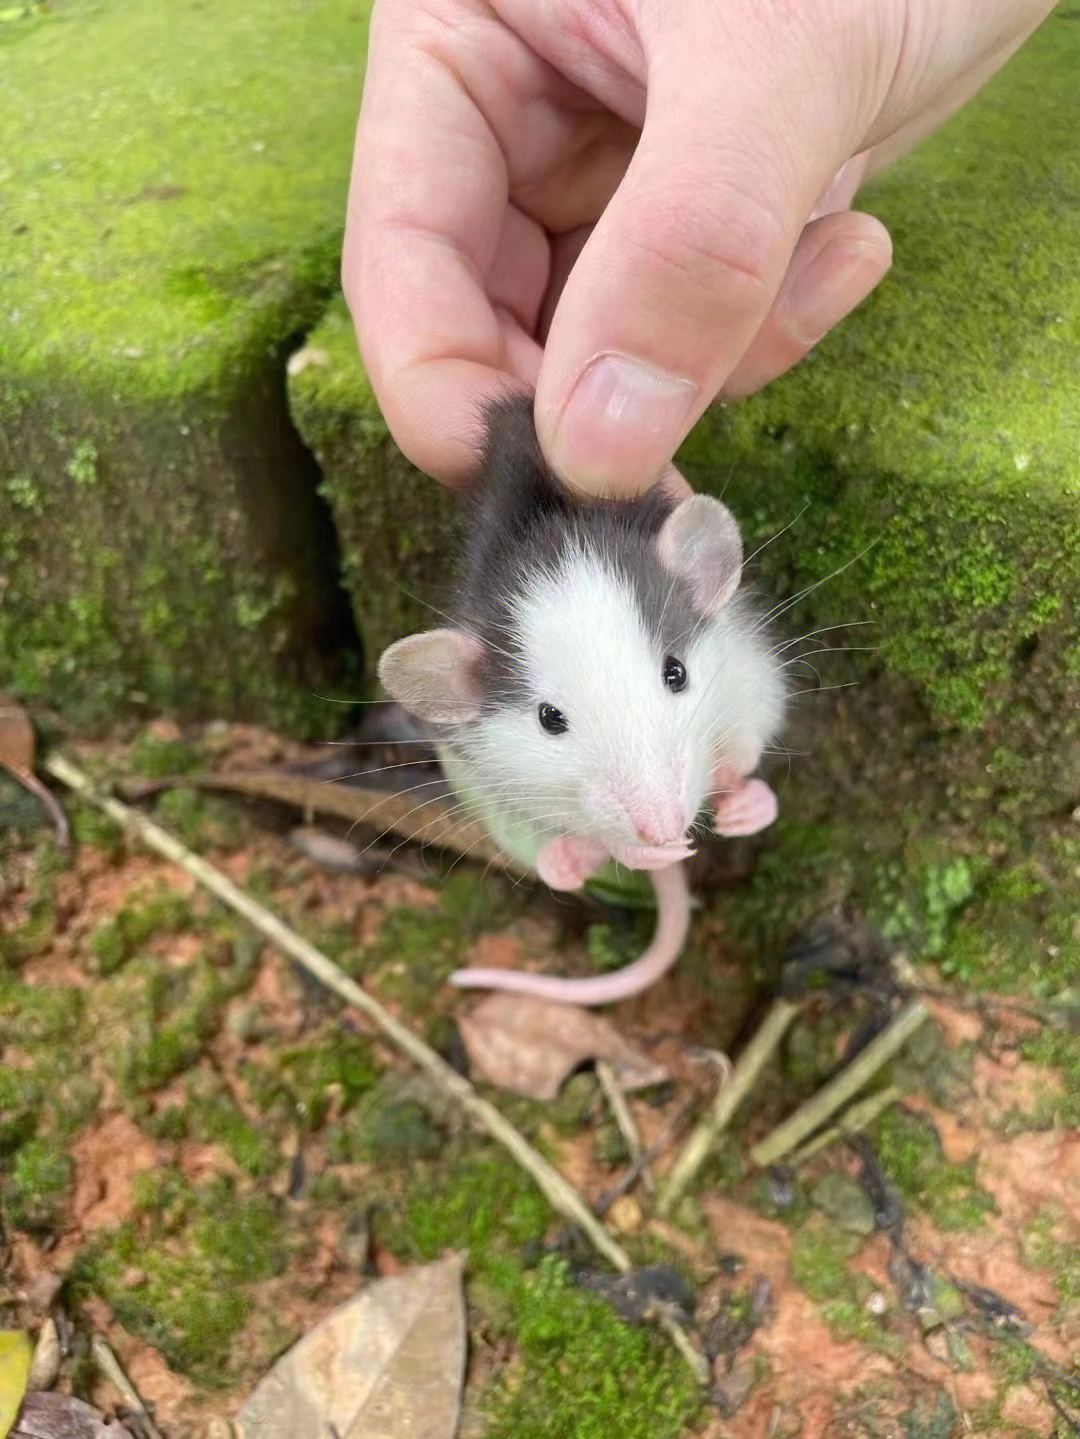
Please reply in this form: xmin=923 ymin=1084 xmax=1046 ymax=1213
xmin=449 ymin=862 xmax=691 ymax=1005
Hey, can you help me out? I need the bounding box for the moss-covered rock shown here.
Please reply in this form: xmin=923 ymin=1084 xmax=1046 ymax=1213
xmin=0 ymin=0 xmax=368 ymax=727
xmin=682 ymin=11 xmax=1080 ymax=767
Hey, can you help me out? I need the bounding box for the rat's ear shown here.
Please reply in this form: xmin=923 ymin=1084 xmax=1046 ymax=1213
xmin=377 ymin=629 xmax=487 ymax=723
xmin=656 ymin=495 xmax=743 ymax=615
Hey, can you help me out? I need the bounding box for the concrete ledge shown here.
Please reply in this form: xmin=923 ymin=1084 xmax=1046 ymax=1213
xmin=287 ymin=301 xmax=460 ymax=665
xmin=0 ymin=0 xmax=369 ymax=727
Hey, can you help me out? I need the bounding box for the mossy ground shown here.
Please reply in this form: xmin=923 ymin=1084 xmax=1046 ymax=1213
xmin=3 ymin=726 xmax=1080 ymax=1436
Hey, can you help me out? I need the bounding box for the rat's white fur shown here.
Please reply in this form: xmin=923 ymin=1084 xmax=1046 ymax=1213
xmin=440 ymin=543 xmax=784 ymax=871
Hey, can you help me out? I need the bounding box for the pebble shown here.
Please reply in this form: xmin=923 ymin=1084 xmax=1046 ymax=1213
xmin=607 ymin=1195 xmax=643 ymax=1234
xmin=27 ymin=1317 xmax=61 ymax=1390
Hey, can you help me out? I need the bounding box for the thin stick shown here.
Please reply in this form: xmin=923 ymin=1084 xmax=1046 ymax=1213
xmin=783 ymin=1085 xmax=902 ymax=1167
xmin=91 ymin=1335 xmax=167 ymax=1439
xmin=656 ymin=998 xmax=801 ymax=1217
xmin=46 ymin=753 xmax=630 ymax=1272
xmin=749 ymin=1000 xmax=929 ymax=1169
xmin=596 ymin=1060 xmax=651 ymax=1193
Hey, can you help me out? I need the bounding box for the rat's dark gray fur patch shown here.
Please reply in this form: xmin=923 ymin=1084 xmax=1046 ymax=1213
xmin=455 ymin=395 xmax=699 ymax=704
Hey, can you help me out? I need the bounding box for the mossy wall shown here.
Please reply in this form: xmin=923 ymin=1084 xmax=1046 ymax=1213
xmin=679 ymin=9 xmax=1080 ymax=766
xmin=0 ymin=0 xmax=370 ymax=728
xmin=286 ymin=302 xmax=461 ymax=662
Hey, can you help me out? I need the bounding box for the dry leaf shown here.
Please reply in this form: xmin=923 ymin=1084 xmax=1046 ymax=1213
xmin=0 ymin=703 xmax=34 ymax=774
xmin=0 ymin=701 xmax=68 ymax=846
xmin=458 ymin=992 xmax=668 ymax=1100
xmin=0 ymin=1333 xmax=31 ymax=1439
xmin=11 ymin=1391 xmax=133 ymax=1439
xmin=235 ymin=1254 xmax=466 ymax=1439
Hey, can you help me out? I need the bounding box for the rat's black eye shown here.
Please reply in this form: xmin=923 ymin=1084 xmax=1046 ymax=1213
xmin=662 ymin=656 xmax=688 ymax=692
xmin=538 ymin=702 xmax=569 ymax=735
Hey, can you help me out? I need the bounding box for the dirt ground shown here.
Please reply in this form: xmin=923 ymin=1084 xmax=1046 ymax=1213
xmin=2 ymin=722 xmax=1079 ymax=1438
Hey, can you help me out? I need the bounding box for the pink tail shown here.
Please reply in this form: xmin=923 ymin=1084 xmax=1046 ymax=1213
xmin=449 ymin=863 xmax=691 ymax=1005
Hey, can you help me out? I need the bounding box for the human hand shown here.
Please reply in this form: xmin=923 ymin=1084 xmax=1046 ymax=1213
xmin=344 ymin=0 xmax=1055 ymax=493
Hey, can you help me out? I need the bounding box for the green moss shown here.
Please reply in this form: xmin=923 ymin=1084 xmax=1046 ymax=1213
xmin=363 ymin=870 xmax=525 ymax=1009
xmin=186 ymin=1091 xmax=280 ymax=1179
xmin=4 ymin=1138 xmax=73 ymax=1232
xmin=395 ymin=1149 xmax=553 ymax=1261
xmin=149 ymin=788 xmax=245 ymax=852
xmin=586 ymin=915 xmax=654 ymax=975
xmin=95 ymin=949 xmax=249 ymax=1098
xmin=2 ymin=0 xmax=367 ymax=396
xmin=937 ymin=860 xmax=1080 ymax=992
xmin=128 ymin=733 xmax=204 ymax=779
xmin=479 ymin=1258 xmax=701 ymax=1439
xmin=243 ymin=1033 xmax=378 ymax=1132
xmin=86 ymin=884 xmax=194 ymax=976
xmin=77 ymin=1170 xmax=290 ymax=1387
xmin=0 ymin=976 xmax=81 ymax=1044
xmin=287 ymin=298 xmax=461 ymax=661
xmin=871 ymin=1109 xmax=996 ymax=1232
xmin=0 ymin=837 xmax=64 ymax=962
xmin=0 ymin=1066 xmax=42 ymax=1154
xmin=360 ymin=1098 xmax=443 ymax=1161
xmin=1024 ymin=1218 xmax=1080 ymax=1315
xmin=789 ymin=1213 xmax=899 ymax=1349
xmin=1 ymin=0 xmax=368 ymax=726
xmin=901 ymin=1392 xmax=959 ymax=1439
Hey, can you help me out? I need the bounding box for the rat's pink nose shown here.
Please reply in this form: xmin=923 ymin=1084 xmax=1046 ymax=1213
xmin=629 ymin=804 xmax=686 ymax=847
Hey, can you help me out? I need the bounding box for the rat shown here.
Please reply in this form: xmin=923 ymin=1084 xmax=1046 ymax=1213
xmin=377 ymin=395 xmax=785 ymax=1005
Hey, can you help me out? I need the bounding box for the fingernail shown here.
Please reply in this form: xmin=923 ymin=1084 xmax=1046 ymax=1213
xmin=785 ymin=238 xmax=887 ymax=348
xmin=552 ymin=355 xmax=699 ymax=493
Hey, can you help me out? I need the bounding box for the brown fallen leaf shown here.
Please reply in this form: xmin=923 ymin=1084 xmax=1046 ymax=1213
xmin=458 ymin=992 xmax=669 ymax=1100
xmin=12 ymin=1390 xmax=133 ymax=1439
xmin=235 ymin=1253 xmax=466 ymax=1439
xmin=0 ymin=700 xmax=68 ymax=847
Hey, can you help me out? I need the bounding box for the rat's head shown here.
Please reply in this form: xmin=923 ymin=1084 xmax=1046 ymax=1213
xmin=379 ymin=492 xmax=781 ymax=857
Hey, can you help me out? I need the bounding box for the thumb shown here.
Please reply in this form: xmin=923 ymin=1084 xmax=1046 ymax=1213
xmin=535 ymin=20 xmax=873 ymax=495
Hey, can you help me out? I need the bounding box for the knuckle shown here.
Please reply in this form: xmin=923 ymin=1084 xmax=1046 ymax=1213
xmin=630 ymin=171 xmax=787 ymax=313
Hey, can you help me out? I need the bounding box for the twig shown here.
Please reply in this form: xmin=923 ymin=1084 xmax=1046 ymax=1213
xmin=783 ymin=1085 xmax=901 ymax=1167
xmin=596 ymin=1060 xmax=651 ymax=1192
xmin=91 ymin=1335 xmax=166 ymax=1439
xmin=748 ymin=1000 xmax=929 ymax=1169
xmin=51 ymin=753 xmax=712 ymax=1381
xmin=656 ymin=998 xmax=801 ymax=1217
xmin=45 ymin=753 xmax=629 ymax=1272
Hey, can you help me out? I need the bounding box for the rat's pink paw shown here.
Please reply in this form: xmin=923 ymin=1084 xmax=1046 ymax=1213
xmin=536 ymin=836 xmax=609 ymax=890
xmin=712 ymin=777 xmax=778 ymax=837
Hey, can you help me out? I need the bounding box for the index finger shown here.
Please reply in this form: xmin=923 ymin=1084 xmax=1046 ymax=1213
xmin=343 ymin=3 xmax=540 ymax=483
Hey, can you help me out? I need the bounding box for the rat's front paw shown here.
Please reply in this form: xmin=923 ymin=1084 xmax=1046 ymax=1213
xmin=536 ymin=836 xmax=609 ymax=891
xmin=712 ymin=777 xmax=778 ymax=837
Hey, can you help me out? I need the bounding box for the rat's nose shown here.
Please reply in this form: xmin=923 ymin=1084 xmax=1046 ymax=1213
xmin=629 ymin=803 xmax=687 ymax=848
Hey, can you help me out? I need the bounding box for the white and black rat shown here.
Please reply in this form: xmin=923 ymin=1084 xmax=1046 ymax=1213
xmin=377 ymin=395 xmax=785 ymax=1005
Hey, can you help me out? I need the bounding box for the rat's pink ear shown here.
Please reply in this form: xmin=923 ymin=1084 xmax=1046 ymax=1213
xmin=656 ymin=495 xmax=743 ymax=615
xmin=377 ymin=629 xmax=487 ymax=723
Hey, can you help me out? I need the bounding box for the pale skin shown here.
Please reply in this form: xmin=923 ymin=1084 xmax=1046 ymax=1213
xmin=345 ymin=0 xmax=1057 ymax=497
